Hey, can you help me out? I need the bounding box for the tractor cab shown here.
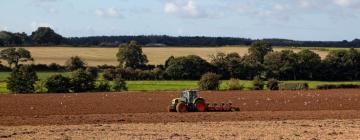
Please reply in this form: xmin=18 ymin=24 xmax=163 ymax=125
xmin=180 ymin=90 xmax=198 ymax=104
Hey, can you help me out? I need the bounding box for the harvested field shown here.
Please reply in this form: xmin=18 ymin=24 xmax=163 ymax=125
xmin=4 ymin=47 xmax=328 ymax=66
xmin=1 ymin=89 xmax=360 ymax=139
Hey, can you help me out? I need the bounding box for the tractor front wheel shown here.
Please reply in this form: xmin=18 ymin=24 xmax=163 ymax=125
xmin=176 ymin=102 xmax=187 ymax=112
xmin=168 ymin=105 xmax=175 ymax=112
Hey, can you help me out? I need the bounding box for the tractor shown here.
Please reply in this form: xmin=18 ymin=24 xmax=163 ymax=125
xmin=168 ymin=90 xmax=240 ymax=112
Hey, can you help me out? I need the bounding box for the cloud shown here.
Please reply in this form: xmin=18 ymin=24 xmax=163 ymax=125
xmin=164 ymin=0 xmax=209 ymax=18
xmin=297 ymin=0 xmax=320 ymax=8
xmin=95 ymin=8 xmax=123 ymax=18
xmin=0 ymin=25 xmax=8 ymax=31
xmin=334 ymin=0 xmax=353 ymax=7
xmin=31 ymin=22 xmax=53 ymax=30
xmin=333 ymin=0 xmax=360 ymax=8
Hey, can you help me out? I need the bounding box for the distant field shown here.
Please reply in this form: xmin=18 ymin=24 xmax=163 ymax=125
xmin=0 ymin=46 xmax=329 ymax=66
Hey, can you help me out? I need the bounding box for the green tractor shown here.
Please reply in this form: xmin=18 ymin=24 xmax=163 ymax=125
xmin=168 ymin=90 xmax=207 ymax=112
xmin=168 ymin=90 xmax=240 ymax=112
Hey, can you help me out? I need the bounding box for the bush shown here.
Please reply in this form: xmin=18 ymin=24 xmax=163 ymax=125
xmin=48 ymin=63 xmax=66 ymax=71
xmin=31 ymin=63 xmax=66 ymax=71
xmin=103 ymin=68 xmax=116 ymax=81
xmin=35 ymin=80 xmax=46 ymax=93
xmin=267 ymin=79 xmax=279 ymax=90
xmin=97 ymin=64 xmax=116 ymax=70
xmin=316 ymin=84 xmax=360 ymax=90
xmin=113 ymin=75 xmax=128 ymax=91
xmin=45 ymin=74 xmax=71 ymax=93
xmin=227 ymin=78 xmax=244 ymax=90
xmin=7 ymin=65 xmax=38 ymax=93
xmin=279 ymin=83 xmax=309 ymax=90
xmin=253 ymin=76 xmax=264 ymax=90
xmin=86 ymin=67 xmax=99 ymax=79
xmin=96 ymin=81 xmax=111 ymax=92
xmin=198 ymin=72 xmax=220 ymax=90
xmin=70 ymin=69 xmax=96 ymax=92
xmin=65 ymin=56 xmax=86 ymax=71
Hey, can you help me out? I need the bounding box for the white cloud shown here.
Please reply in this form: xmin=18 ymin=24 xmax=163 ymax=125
xmin=334 ymin=0 xmax=354 ymax=7
xmin=95 ymin=8 xmax=122 ymax=18
xmin=0 ymin=25 xmax=8 ymax=31
xmin=164 ymin=2 xmax=179 ymax=14
xmin=297 ymin=0 xmax=322 ymax=8
xmin=31 ymin=22 xmax=52 ymax=30
xmin=164 ymin=0 xmax=208 ymax=18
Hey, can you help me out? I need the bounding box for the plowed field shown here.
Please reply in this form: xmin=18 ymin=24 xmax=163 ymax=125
xmin=2 ymin=89 xmax=360 ymax=139
xmin=1 ymin=89 xmax=360 ymax=126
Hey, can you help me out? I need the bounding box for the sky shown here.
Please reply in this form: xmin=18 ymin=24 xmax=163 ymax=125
xmin=0 ymin=0 xmax=359 ymax=41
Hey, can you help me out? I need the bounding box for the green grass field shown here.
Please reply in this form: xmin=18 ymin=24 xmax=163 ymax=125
xmin=1 ymin=71 xmax=360 ymax=93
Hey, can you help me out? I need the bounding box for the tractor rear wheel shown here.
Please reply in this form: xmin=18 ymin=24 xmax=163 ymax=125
xmin=176 ymin=102 xmax=187 ymax=112
xmin=195 ymin=100 xmax=206 ymax=112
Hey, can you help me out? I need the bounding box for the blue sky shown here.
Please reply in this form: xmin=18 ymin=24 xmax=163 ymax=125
xmin=0 ymin=0 xmax=359 ymax=41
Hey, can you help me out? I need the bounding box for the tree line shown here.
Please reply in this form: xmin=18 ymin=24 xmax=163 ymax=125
xmin=1 ymin=27 xmax=359 ymax=48
xmin=2 ymin=40 xmax=360 ymax=93
xmin=106 ymin=40 xmax=360 ymax=81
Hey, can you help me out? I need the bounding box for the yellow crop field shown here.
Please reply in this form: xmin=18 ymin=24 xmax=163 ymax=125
xmin=0 ymin=46 xmax=329 ymax=66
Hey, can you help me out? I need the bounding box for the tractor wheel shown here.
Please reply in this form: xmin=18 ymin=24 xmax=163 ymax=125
xmin=195 ymin=100 xmax=206 ymax=112
xmin=176 ymin=102 xmax=187 ymax=113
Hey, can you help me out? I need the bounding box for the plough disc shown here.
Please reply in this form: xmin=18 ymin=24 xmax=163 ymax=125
xmin=206 ymin=103 xmax=240 ymax=112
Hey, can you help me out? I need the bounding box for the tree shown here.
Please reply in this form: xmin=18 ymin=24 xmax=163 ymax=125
xmin=31 ymin=27 xmax=63 ymax=45
xmin=85 ymin=67 xmax=99 ymax=80
xmin=164 ymin=56 xmax=175 ymax=68
xmin=0 ymin=31 xmax=30 ymax=46
xmin=116 ymin=41 xmax=148 ymax=69
xmin=209 ymin=52 xmax=230 ymax=79
xmin=296 ymin=49 xmax=321 ymax=80
xmin=45 ymin=74 xmax=71 ymax=93
xmin=0 ymin=48 xmax=33 ymax=67
xmin=225 ymin=52 xmax=244 ymax=79
xmin=210 ymin=52 xmax=245 ymax=79
xmin=165 ymin=55 xmax=213 ymax=80
xmin=322 ymin=49 xmax=360 ymax=80
xmin=263 ymin=50 xmax=298 ymax=80
xmin=65 ymin=56 xmax=86 ymax=71
xmin=248 ymin=40 xmax=273 ymax=63
xmin=241 ymin=54 xmax=263 ymax=80
xmin=70 ymin=69 xmax=96 ymax=92
xmin=198 ymin=72 xmax=220 ymax=90
xmin=7 ymin=65 xmax=38 ymax=93
xmin=346 ymin=48 xmax=360 ymax=80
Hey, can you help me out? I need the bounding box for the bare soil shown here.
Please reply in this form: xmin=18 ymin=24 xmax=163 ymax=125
xmin=1 ymin=89 xmax=360 ymax=126
xmin=1 ymin=89 xmax=360 ymax=139
xmin=1 ymin=119 xmax=360 ymax=139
